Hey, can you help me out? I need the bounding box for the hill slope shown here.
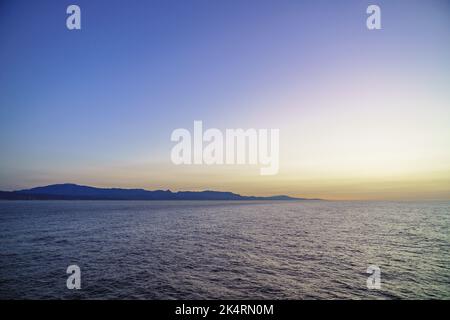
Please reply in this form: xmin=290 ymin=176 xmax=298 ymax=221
xmin=0 ymin=183 xmax=320 ymax=201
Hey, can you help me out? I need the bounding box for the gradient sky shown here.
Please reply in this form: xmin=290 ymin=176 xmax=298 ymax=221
xmin=1 ymin=0 xmax=449 ymax=200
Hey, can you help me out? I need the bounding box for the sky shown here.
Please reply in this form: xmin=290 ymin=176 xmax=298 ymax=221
xmin=0 ymin=0 xmax=449 ymax=200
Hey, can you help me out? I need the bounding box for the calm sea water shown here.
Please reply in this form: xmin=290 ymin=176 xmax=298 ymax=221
xmin=0 ymin=200 xmax=449 ymax=299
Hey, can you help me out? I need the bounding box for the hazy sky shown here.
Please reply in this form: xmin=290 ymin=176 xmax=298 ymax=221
xmin=1 ymin=0 xmax=449 ymax=200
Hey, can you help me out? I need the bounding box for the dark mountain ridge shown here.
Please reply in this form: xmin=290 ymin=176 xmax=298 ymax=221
xmin=0 ymin=183 xmax=320 ymax=201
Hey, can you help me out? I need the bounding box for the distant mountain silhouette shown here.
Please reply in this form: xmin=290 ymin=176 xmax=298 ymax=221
xmin=0 ymin=183 xmax=320 ymax=201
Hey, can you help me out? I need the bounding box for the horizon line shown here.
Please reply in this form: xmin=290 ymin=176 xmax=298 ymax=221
xmin=2 ymin=182 xmax=450 ymax=201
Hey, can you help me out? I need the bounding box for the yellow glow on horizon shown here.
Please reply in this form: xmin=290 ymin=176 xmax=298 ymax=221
xmin=11 ymin=66 xmax=449 ymax=201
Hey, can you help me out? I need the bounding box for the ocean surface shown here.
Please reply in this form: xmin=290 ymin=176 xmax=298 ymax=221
xmin=0 ymin=200 xmax=449 ymax=299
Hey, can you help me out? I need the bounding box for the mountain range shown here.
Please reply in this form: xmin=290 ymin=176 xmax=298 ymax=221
xmin=0 ymin=184 xmax=320 ymax=201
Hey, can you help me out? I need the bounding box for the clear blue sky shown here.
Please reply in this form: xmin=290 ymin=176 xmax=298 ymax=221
xmin=1 ymin=0 xmax=449 ymax=199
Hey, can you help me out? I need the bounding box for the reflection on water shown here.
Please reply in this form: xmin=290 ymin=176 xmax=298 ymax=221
xmin=0 ymin=200 xmax=449 ymax=299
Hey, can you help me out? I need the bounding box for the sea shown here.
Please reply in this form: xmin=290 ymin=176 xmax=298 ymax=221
xmin=0 ymin=200 xmax=448 ymax=299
